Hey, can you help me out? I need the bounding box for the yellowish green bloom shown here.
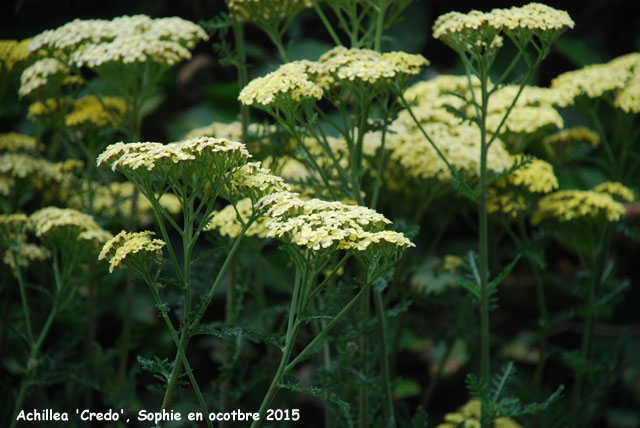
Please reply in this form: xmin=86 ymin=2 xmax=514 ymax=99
xmin=29 ymin=207 xmax=113 ymax=248
xmin=228 ymin=0 xmax=311 ymax=23
xmin=0 ymin=133 xmax=37 ymax=153
xmin=99 ymin=230 xmax=165 ymax=273
xmin=436 ymin=399 xmax=523 ymax=428
xmin=592 ymin=181 xmax=634 ymax=203
xmin=65 ymin=95 xmax=127 ymax=128
xmin=0 ymin=39 xmax=31 ymax=72
xmin=531 ymin=189 xmax=626 ymax=225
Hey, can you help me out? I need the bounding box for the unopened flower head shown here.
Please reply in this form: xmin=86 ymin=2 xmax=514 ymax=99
xmin=239 ymin=60 xmax=323 ymax=109
xmin=29 ymin=207 xmax=113 ymax=249
xmin=0 ymin=133 xmax=37 ymax=153
xmin=65 ymin=95 xmax=127 ymax=128
xmin=592 ymin=181 xmax=634 ymax=203
xmin=205 ymin=198 xmax=269 ymax=239
xmin=531 ymin=189 xmax=626 ymax=225
xmin=99 ymin=230 xmax=165 ymax=273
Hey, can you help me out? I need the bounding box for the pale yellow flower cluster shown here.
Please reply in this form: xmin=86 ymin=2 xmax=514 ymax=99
xmin=0 ymin=153 xmax=64 ymax=195
xmin=551 ymin=63 xmax=631 ymax=107
xmin=488 ymin=156 xmax=558 ymax=217
xmin=229 ymin=162 xmax=291 ymax=201
xmin=99 ymin=230 xmax=165 ymax=273
xmin=592 ymin=181 xmax=634 ymax=203
xmin=183 ymin=121 xmax=245 ymax=140
xmin=542 ymin=126 xmax=599 ymax=148
xmin=388 ymin=122 xmax=513 ymax=182
xmin=0 ymin=133 xmax=37 ymax=153
xmin=65 ymin=95 xmax=127 ymax=128
xmin=228 ymin=0 xmax=311 ymax=22
xmin=3 ymin=242 xmax=51 ymax=271
xmin=437 ymin=399 xmax=523 ymax=428
xmin=610 ymin=53 xmax=640 ymax=113
xmin=67 ymin=181 xmax=181 ymax=221
xmin=238 ymin=60 xmax=323 ymax=108
xmin=433 ymin=3 xmax=573 ymax=54
xmin=487 ymin=105 xmax=563 ymax=134
xmin=30 ymin=207 xmax=112 ymax=245
xmin=30 ymin=15 xmax=208 ymax=68
xmin=97 ymin=136 xmax=250 ymax=173
xmin=0 ymin=39 xmax=31 ymax=72
xmin=257 ymin=191 xmax=413 ymax=252
xmin=315 ymin=47 xmax=429 ymax=88
xmin=18 ymin=58 xmax=73 ymax=97
xmin=531 ymin=186 xmax=628 ymax=225
xmin=27 ymin=98 xmax=61 ymax=119
xmin=205 ymin=198 xmax=270 ymax=239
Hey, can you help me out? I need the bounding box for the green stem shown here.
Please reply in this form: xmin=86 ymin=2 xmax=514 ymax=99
xmin=358 ymin=285 xmax=370 ymax=428
xmin=310 ymin=0 xmax=342 ymax=46
xmin=147 ymin=282 xmax=213 ymax=428
xmin=232 ymin=19 xmax=249 ymax=143
xmin=14 ymin=257 xmax=33 ymax=345
xmin=374 ymin=0 xmax=385 ymax=52
xmin=374 ymin=289 xmax=395 ymax=427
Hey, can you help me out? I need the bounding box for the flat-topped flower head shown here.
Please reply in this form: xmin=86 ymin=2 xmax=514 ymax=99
xmin=205 ymin=198 xmax=269 ymax=239
xmin=489 ymin=156 xmax=558 ymax=217
xmin=99 ymin=230 xmax=165 ymax=273
xmin=98 ymin=136 xmax=250 ymax=175
xmin=592 ymin=181 xmax=634 ymax=203
xmin=229 ymin=162 xmax=291 ymax=202
xmin=433 ymin=3 xmax=573 ymax=57
xmin=0 ymin=133 xmax=37 ymax=153
xmin=29 ymin=207 xmax=113 ymax=251
xmin=65 ymin=95 xmax=127 ymax=128
xmin=257 ymin=191 xmax=413 ymax=256
xmin=531 ymin=189 xmax=626 ymax=226
xmin=314 ymin=47 xmax=429 ymax=91
xmin=31 ymin=15 xmax=208 ymax=68
xmin=239 ymin=60 xmax=323 ymax=110
xmin=0 ymin=153 xmax=65 ymax=195
xmin=2 ymin=242 xmax=50 ymax=272
xmin=19 ymin=58 xmax=81 ymax=98
xmin=551 ymin=62 xmax=632 ymax=107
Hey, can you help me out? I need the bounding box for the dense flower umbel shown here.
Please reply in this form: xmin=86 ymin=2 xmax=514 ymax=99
xmin=206 ymin=198 xmax=270 ymax=239
xmin=388 ymin=122 xmax=513 ymax=182
xmin=436 ymin=399 xmax=523 ymax=428
xmin=99 ymin=230 xmax=165 ymax=273
xmin=0 ymin=153 xmax=65 ymax=195
xmin=531 ymin=187 xmax=627 ymax=225
xmin=0 ymin=133 xmax=37 ymax=153
xmin=488 ymin=156 xmax=558 ymax=217
xmin=314 ymin=47 xmax=429 ymax=89
xmin=433 ymin=3 xmax=573 ymax=56
xmin=228 ymin=162 xmax=291 ymax=202
xmin=30 ymin=15 xmax=208 ymax=67
xmin=18 ymin=58 xmax=76 ymax=98
xmin=29 ymin=207 xmax=113 ymax=246
xmin=257 ymin=191 xmax=413 ymax=252
xmin=64 ymin=95 xmax=127 ymax=128
xmin=592 ymin=181 xmax=634 ymax=203
xmin=238 ymin=60 xmax=323 ymax=109
xmin=551 ymin=63 xmax=632 ymax=107
xmin=3 ymin=242 xmax=50 ymax=271
xmin=97 ymin=137 xmax=250 ymax=174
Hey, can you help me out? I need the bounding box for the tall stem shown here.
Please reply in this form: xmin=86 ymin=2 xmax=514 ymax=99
xmin=374 ymin=289 xmax=395 ymax=427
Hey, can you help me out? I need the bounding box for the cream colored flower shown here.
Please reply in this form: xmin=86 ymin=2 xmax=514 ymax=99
xmin=99 ymin=230 xmax=165 ymax=273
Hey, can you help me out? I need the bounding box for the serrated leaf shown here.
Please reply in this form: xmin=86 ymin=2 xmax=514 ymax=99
xmin=488 ymin=255 xmax=521 ymax=295
xmin=193 ymin=325 xmax=285 ymax=348
xmin=137 ymin=355 xmax=171 ymax=383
